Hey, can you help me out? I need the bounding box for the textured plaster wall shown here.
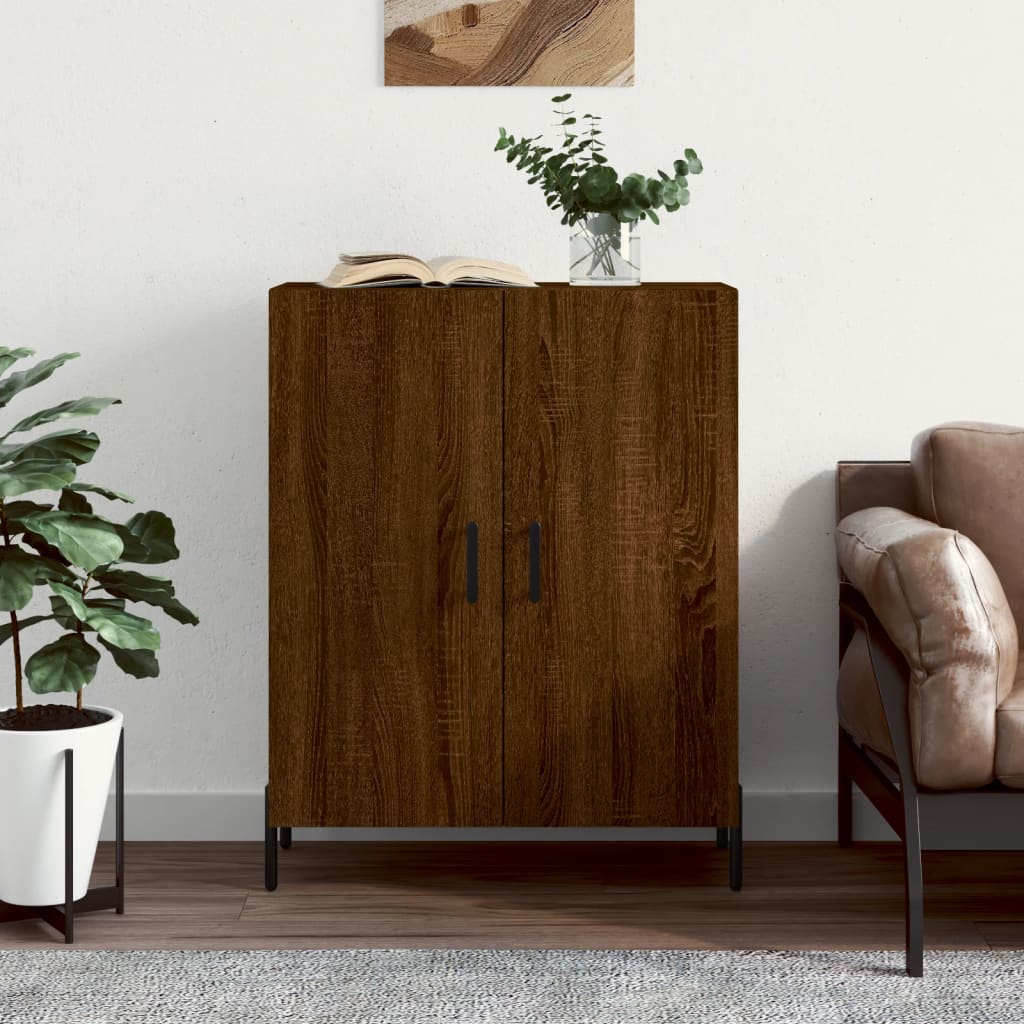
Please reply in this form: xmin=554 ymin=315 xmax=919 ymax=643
xmin=2 ymin=2 xmax=1023 ymax=835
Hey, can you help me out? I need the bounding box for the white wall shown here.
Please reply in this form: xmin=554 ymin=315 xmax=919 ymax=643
xmin=3 ymin=1 xmax=1024 ymax=839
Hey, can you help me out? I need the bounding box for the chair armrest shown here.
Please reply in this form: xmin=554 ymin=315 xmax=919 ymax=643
xmin=836 ymin=506 xmax=1017 ymax=789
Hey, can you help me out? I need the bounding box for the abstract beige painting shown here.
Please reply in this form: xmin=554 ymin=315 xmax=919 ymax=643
xmin=384 ymin=0 xmax=634 ymax=87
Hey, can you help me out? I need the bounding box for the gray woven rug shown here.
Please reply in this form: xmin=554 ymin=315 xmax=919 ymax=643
xmin=2 ymin=949 xmax=1023 ymax=1023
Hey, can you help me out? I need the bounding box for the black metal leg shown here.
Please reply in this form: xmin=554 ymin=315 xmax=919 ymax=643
xmin=115 ymin=729 xmax=125 ymax=913
xmin=902 ymin=794 xmax=924 ymax=977
xmin=729 ymin=784 xmax=743 ymax=892
xmin=264 ymin=785 xmax=278 ymax=892
xmin=280 ymin=827 xmax=292 ymax=850
xmin=1 ymin=732 xmax=125 ymax=943
xmin=715 ymin=828 xmax=728 ymax=850
xmin=838 ymin=728 xmax=853 ymax=848
xmin=64 ymin=748 xmax=74 ymax=945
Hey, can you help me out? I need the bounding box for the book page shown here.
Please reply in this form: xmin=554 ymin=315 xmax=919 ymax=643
xmin=322 ymin=258 xmax=433 ymax=287
xmin=428 ymin=256 xmax=536 ymax=287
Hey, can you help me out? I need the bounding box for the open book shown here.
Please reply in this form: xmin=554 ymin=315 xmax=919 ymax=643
xmin=322 ymin=253 xmax=536 ymax=289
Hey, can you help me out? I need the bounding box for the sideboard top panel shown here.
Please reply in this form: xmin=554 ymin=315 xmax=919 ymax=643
xmin=271 ymin=282 xmax=737 ymax=296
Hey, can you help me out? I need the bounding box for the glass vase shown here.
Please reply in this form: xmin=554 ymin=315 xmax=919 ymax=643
xmin=570 ymin=213 xmax=641 ymax=286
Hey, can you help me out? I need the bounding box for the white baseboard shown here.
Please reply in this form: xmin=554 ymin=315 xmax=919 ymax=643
xmin=97 ymin=789 xmax=1024 ymax=847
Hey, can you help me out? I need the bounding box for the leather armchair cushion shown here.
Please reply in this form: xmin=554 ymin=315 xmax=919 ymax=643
xmin=836 ymin=506 xmax=1018 ymax=789
xmin=912 ymin=422 xmax=1024 ymax=633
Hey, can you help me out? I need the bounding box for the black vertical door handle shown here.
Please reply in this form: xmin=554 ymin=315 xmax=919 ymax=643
xmin=466 ymin=522 xmax=479 ymax=604
xmin=528 ymin=521 xmax=541 ymax=603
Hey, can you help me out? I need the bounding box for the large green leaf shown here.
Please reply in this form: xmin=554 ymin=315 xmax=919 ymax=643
xmin=115 ymin=511 xmax=179 ymax=564
xmin=84 ymin=605 xmax=160 ymax=651
xmin=4 ymin=506 xmax=81 ymax=578
xmin=18 ymin=531 xmax=73 ymax=574
xmin=99 ymin=637 xmax=160 ymax=679
xmin=59 ymin=488 xmax=92 ymax=514
xmin=0 ymin=348 xmax=35 ymax=376
xmin=50 ymin=594 xmax=124 ymax=631
xmin=0 ymin=353 xmax=78 ymax=409
xmin=67 ymin=482 xmax=134 ymax=503
xmin=0 ymin=613 xmax=51 ymax=645
xmin=25 ymin=633 xmax=100 ymax=694
xmin=95 ymin=568 xmax=199 ymax=625
xmin=32 ymin=554 xmax=76 ymax=584
xmin=48 ymin=580 xmax=88 ymax=620
xmin=0 ymin=459 xmax=76 ymax=497
xmin=0 ymin=547 xmax=41 ymax=611
xmin=0 ymin=430 xmax=100 ymax=467
xmin=18 ymin=511 xmax=124 ymax=571
xmin=50 ymin=594 xmax=83 ymax=631
xmin=3 ymin=396 xmax=121 ymax=438
xmin=3 ymin=499 xmax=53 ymax=521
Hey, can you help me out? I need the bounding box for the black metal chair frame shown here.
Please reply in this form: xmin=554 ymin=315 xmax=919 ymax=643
xmin=0 ymin=729 xmax=125 ymax=943
xmin=839 ymin=579 xmax=1024 ymax=977
xmin=264 ymin=784 xmax=744 ymax=893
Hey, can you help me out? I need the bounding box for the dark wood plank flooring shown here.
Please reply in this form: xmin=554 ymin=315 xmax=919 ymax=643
xmin=2 ymin=842 xmax=1023 ymax=950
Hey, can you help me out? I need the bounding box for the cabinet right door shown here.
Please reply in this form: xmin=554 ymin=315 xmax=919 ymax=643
xmin=502 ymin=285 xmax=738 ymax=827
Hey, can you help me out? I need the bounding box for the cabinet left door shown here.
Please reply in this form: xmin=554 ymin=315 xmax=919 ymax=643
xmin=269 ymin=287 xmax=505 ymax=827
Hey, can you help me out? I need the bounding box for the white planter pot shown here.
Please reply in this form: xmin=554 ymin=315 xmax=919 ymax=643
xmin=0 ymin=705 xmax=122 ymax=906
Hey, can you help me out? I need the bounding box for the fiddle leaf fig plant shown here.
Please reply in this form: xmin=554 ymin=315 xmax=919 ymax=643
xmin=0 ymin=348 xmax=197 ymax=714
xmin=495 ymin=93 xmax=703 ymax=226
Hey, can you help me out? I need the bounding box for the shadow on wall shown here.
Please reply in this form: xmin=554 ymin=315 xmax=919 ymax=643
xmin=75 ymin=291 xmax=270 ymax=796
xmin=737 ymin=470 xmax=839 ymax=801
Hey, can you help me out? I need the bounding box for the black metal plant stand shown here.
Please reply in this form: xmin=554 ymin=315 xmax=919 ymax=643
xmin=0 ymin=729 xmax=125 ymax=943
xmin=265 ymin=781 xmax=743 ymax=893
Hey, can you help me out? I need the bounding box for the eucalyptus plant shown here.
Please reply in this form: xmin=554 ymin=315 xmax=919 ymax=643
xmin=0 ymin=348 xmax=197 ymax=714
xmin=495 ymin=93 xmax=703 ymax=227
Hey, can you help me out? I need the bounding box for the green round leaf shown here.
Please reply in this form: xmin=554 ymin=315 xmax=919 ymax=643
xmin=48 ymin=580 xmax=89 ymax=620
xmin=85 ymin=605 xmax=160 ymax=650
xmin=94 ymin=568 xmax=199 ymax=626
xmin=0 ymin=547 xmax=41 ymax=611
xmin=99 ymin=637 xmax=160 ymax=679
xmin=26 ymin=634 xmax=100 ymax=694
xmin=621 ymin=173 xmax=646 ymax=197
xmin=59 ymin=488 xmax=92 ymax=514
xmin=580 ymin=165 xmax=619 ymax=204
xmin=116 ymin=511 xmax=180 ymax=564
xmin=0 ymin=430 xmax=99 ymax=467
xmin=19 ymin=511 xmax=124 ymax=572
xmin=0 ymin=459 xmax=77 ymax=497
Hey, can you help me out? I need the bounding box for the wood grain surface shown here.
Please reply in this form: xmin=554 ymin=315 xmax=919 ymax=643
xmin=269 ymin=287 xmax=504 ymax=827
xmin=3 ymin=842 xmax=1023 ymax=950
xmin=270 ymin=284 xmax=737 ymax=832
xmin=384 ymin=0 xmax=634 ymax=87
xmin=502 ymin=286 xmax=738 ymax=827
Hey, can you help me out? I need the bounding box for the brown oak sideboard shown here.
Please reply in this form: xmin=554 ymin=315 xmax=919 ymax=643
xmin=267 ymin=283 xmax=740 ymax=888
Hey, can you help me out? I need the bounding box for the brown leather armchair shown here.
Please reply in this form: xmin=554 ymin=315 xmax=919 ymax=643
xmin=835 ymin=423 xmax=1024 ymax=976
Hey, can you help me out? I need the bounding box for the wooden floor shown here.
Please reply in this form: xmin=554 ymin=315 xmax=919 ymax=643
xmin=2 ymin=842 xmax=1024 ymax=950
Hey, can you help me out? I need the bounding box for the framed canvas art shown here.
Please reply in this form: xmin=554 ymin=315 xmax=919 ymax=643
xmin=384 ymin=0 xmax=635 ymax=87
